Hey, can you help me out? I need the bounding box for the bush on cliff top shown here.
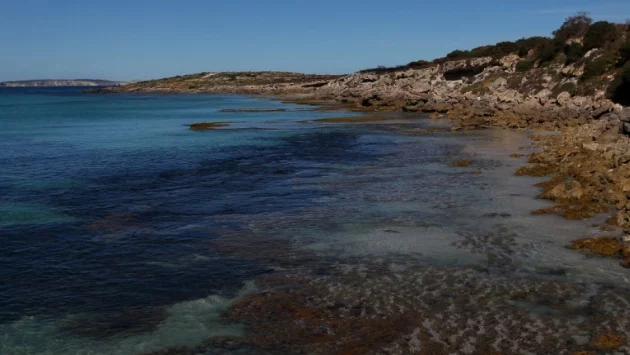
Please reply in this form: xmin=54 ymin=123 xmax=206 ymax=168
xmin=516 ymin=37 xmax=553 ymax=57
xmin=360 ymin=12 xmax=628 ymax=78
xmin=610 ymin=61 xmax=630 ymax=105
xmin=583 ymin=21 xmax=618 ymax=51
xmin=553 ymin=12 xmax=593 ymax=43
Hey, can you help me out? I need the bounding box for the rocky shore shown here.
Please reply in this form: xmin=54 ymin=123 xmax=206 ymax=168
xmin=96 ymin=16 xmax=630 ymax=355
xmin=101 ymin=55 xmax=630 ymax=254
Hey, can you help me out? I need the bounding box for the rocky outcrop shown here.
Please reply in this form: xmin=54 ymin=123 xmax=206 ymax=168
xmin=314 ymin=56 xmax=624 ymax=130
xmin=97 ymin=58 xmax=626 ymax=133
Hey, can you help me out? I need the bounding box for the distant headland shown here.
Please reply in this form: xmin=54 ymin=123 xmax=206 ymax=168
xmin=0 ymin=79 xmax=126 ymax=87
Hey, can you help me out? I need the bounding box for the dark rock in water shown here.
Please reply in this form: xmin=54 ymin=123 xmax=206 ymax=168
xmin=483 ymin=212 xmax=512 ymax=218
xmin=220 ymin=108 xmax=287 ymax=113
xmin=58 ymin=307 xmax=170 ymax=339
xmin=189 ymin=122 xmax=230 ymax=130
xmin=535 ymin=267 xmax=568 ymax=276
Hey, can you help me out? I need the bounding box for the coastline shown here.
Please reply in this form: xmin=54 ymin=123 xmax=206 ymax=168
xmin=97 ymin=66 xmax=630 ymax=270
xmin=133 ymin=103 xmax=630 ymax=354
xmin=5 ymin=89 xmax=630 ymax=354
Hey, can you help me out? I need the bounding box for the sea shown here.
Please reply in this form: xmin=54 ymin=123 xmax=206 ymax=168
xmin=1 ymin=87 xmax=629 ymax=354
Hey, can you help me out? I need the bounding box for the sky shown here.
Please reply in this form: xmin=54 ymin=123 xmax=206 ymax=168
xmin=1 ymin=0 xmax=629 ymax=81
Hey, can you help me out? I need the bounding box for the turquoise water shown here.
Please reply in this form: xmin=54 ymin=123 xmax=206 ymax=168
xmin=1 ymin=88 xmax=629 ymax=354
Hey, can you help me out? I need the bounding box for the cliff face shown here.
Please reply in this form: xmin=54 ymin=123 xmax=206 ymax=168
xmin=1 ymin=79 xmax=125 ymax=87
xmin=97 ymin=58 xmax=627 ymax=131
xmin=314 ymin=54 xmax=625 ymax=130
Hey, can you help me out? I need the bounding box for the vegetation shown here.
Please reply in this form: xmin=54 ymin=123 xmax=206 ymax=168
xmin=516 ymin=60 xmax=535 ymax=72
xmin=358 ymin=12 xmax=630 ymax=106
xmin=564 ymin=43 xmax=585 ymax=64
xmin=619 ymin=37 xmax=630 ymax=63
xmin=583 ymin=53 xmax=618 ymax=79
xmin=552 ymin=12 xmax=592 ymax=43
xmin=610 ymin=61 xmax=630 ymax=105
xmin=583 ymin=21 xmax=618 ymax=51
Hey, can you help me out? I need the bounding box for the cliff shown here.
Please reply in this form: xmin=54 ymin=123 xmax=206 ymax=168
xmin=1 ymin=79 xmax=126 ymax=87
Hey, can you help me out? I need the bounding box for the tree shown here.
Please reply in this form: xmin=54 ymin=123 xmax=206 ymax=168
xmin=553 ymin=12 xmax=593 ymax=43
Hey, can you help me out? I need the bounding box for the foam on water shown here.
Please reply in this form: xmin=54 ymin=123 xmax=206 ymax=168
xmin=0 ymin=281 xmax=256 ymax=355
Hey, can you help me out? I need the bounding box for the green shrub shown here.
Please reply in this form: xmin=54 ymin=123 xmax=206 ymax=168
xmin=609 ymin=61 xmax=630 ymax=105
xmin=516 ymin=37 xmax=553 ymax=57
xmin=564 ymin=43 xmax=585 ymax=64
xmin=406 ymin=60 xmax=432 ymax=69
xmin=624 ymin=60 xmax=630 ymax=81
xmin=583 ymin=21 xmax=618 ymax=51
xmin=443 ymin=42 xmax=520 ymax=61
xmin=446 ymin=50 xmax=470 ymax=59
xmin=553 ymin=12 xmax=592 ymax=43
xmin=537 ymin=40 xmax=563 ymax=63
xmin=583 ymin=53 xmax=618 ymax=79
xmin=620 ymin=37 xmax=630 ymax=64
xmin=495 ymin=41 xmax=519 ymax=55
xmin=553 ymin=82 xmax=577 ymax=96
xmin=516 ymin=60 xmax=535 ymax=72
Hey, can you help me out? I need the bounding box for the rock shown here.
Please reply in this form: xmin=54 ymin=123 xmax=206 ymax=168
xmin=584 ymin=49 xmax=598 ymax=58
xmin=499 ymin=54 xmax=520 ymax=72
xmin=490 ymin=78 xmax=508 ymax=91
xmin=189 ymin=122 xmax=230 ymax=130
xmin=556 ymin=92 xmax=572 ymax=106
xmin=582 ymin=142 xmax=600 ymax=151
xmin=591 ymin=334 xmax=627 ymax=350
xmin=570 ymin=237 xmax=622 ymax=256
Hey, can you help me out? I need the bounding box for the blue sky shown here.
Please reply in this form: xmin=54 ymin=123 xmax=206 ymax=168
xmin=1 ymin=0 xmax=629 ymax=81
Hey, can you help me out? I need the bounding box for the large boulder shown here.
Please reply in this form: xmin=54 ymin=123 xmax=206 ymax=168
xmin=556 ymin=92 xmax=572 ymax=106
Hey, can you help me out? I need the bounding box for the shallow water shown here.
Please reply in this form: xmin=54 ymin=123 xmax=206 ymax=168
xmin=0 ymin=88 xmax=628 ymax=354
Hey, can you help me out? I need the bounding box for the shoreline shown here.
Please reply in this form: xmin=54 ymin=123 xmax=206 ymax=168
xmin=95 ymin=83 xmax=630 ymax=268
xmin=135 ymin=104 xmax=630 ymax=354
xmin=5 ymin=90 xmax=630 ymax=354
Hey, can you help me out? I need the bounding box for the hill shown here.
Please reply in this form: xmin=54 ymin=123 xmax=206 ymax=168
xmin=97 ymin=72 xmax=342 ymax=95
